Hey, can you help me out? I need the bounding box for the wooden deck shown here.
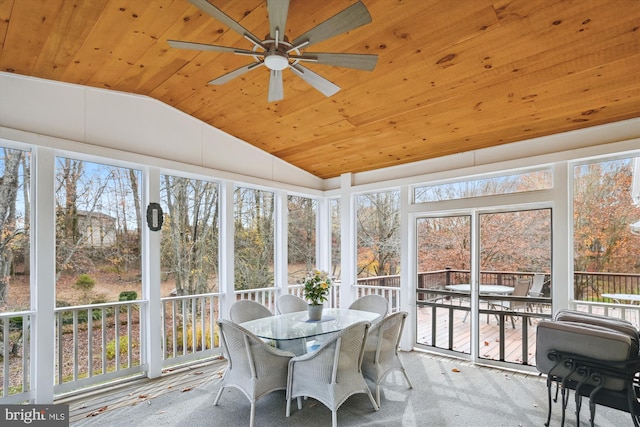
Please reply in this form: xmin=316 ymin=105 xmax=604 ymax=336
xmin=416 ymin=298 xmax=551 ymax=366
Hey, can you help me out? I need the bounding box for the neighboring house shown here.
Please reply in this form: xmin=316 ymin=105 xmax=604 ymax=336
xmin=76 ymin=210 xmax=117 ymax=247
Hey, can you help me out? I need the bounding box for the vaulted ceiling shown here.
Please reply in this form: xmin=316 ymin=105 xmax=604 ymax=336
xmin=0 ymin=0 xmax=639 ymax=178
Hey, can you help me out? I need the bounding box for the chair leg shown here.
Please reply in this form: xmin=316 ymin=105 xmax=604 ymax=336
xmin=375 ymin=384 xmax=381 ymax=407
xmin=213 ymin=386 xmax=224 ymax=405
xmin=332 ymin=410 xmax=338 ymax=427
xmin=249 ymin=402 xmax=256 ymax=427
xmin=402 ymin=368 xmax=413 ymax=389
xmin=366 ymin=388 xmax=380 ymax=411
xmin=286 ymin=395 xmax=291 ymax=417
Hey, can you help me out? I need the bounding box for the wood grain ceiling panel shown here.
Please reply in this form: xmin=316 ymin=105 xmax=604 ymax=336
xmin=1 ymin=0 xmax=638 ymax=179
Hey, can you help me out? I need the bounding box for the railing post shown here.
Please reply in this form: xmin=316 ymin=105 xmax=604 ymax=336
xmin=445 ymin=267 xmax=452 ymax=286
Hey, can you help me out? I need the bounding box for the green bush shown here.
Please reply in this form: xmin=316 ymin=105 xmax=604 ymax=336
xmin=118 ymin=291 xmax=137 ymax=301
xmin=106 ymin=336 xmax=131 ymax=360
xmin=75 ymin=274 xmax=96 ymax=291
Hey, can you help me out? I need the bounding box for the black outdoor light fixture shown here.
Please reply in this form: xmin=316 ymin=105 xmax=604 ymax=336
xmin=146 ymin=203 xmax=163 ymax=231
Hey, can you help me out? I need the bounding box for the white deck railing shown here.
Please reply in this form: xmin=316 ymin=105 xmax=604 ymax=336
xmin=354 ymin=284 xmax=401 ymax=312
xmin=234 ymin=287 xmax=278 ymax=312
xmin=0 ymin=310 xmax=34 ymax=403
xmin=53 ymin=301 xmax=146 ymax=395
xmin=161 ymin=293 xmax=221 ymax=367
xmin=1 ymin=282 xmax=401 ymax=402
xmin=571 ymin=300 xmax=640 ymax=327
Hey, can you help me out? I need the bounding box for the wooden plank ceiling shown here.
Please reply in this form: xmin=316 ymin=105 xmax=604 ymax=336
xmin=0 ymin=0 xmax=638 ymax=179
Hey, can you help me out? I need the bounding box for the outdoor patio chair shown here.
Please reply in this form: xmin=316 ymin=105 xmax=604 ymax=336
xmin=527 ymin=273 xmax=547 ymax=313
xmin=536 ymin=309 xmax=640 ymax=427
xmin=286 ymin=321 xmax=379 ymax=427
xmin=229 ymin=299 xmax=273 ymax=324
xmin=276 ymin=294 xmax=307 ymax=314
xmin=214 ymin=319 xmax=296 ymax=427
xmin=491 ymin=277 xmax=531 ymax=328
xmin=362 ymin=311 xmax=413 ymax=407
xmin=348 ymin=294 xmax=389 ymax=322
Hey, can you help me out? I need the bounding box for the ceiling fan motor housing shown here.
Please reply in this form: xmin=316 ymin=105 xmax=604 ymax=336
xmin=264 ymin=51 xmax=289 ymax=70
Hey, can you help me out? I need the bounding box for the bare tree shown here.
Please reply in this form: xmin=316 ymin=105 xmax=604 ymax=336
xmin=356 ymin=191 xmax=401 ymax=277
xmin=287 ymin=195 xmax=316 ymax=283
xmin=0 ymin=149 xmax=25 ymax=303
xmin=233 ymin=187 xmax=274 ymax=290
xmin=161 ymin=176 xmax=219 ymax=296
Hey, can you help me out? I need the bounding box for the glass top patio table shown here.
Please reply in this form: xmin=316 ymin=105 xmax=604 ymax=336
xmin=239 ymin=308 xmax=380 ymax=342
xmin=601 ymin=293 xmax=640 ymax=305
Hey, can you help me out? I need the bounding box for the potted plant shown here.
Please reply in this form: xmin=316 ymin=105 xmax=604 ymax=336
xmin=303 ymin=270 xmax=332 ymax=321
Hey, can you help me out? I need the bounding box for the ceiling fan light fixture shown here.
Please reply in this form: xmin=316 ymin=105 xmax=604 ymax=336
xmin=170 ymin=1 xmax=377 ymax=100
xmin=264 ymin=51 xmax=289 ymax=70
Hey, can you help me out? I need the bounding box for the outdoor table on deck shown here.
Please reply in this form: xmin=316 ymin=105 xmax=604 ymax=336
xmin=239 ymin=308 xmax=380 ymax=355
xmin=601 ymin=293 xmax=640 ymax=305
xmin=445 ymin=284 xmax=515 ymax=295
xmin=444 ymin=284 xmax=515 ymax=323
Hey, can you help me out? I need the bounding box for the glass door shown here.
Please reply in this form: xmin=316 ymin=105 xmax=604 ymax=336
xmin=415 ymin=215 xmax=472 ymax=355
xmin=477 ymin=208 xmax=551 ymax=365
xmin=416 ymin=208 xmax=552 ymax=367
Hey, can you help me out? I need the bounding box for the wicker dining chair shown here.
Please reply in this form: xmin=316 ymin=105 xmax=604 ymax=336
xmin=214 ymin=319 xmax=295 ymax=427
xmin=276 ymin=294 xmax=308 ymax=314
xmin=348 ymin=294 xmax=389 ymax=320
xmin=286 ymin=321 xmax=379 ymax=427
xmin=229 ymin=299 xmax=272 ymax=323
xmin=362 ymin=311 xmax=413 ymax=407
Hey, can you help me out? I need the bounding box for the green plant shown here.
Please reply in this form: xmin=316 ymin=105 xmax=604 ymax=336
xmin=118 ymin=291 xmax=137 ymax=301
xmin=106 ymin=336 xmax=132 ymax=360
xmin=75 ymin=274 xmax=96 ymax=303
xmin=303 ymin=270 xmax=332 ymax=305
xmin=75 ymin=274 xmax=96 ymax=291
xmin=168 ymin=323 xmax=219 ymax=352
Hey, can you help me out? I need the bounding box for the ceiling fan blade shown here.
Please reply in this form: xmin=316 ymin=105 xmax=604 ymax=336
xmin=289 ymin=64 xmax=340 ymax=97
xmin=294 ymin=52 xmax=378 ymax=71
xmin=291 ymin=1 xmax=372 ymax=49
xmin=167 ymin=40 xmax=258 ymax=56
xmin=208 ymin=62 xmax=264 ymax=85
xmin=188 ymin=0 xmax=263 ymax=46
xmin=268 ymin=70 xmax=284 ymax=102
xmin=267 ymin=0 xmax=290 ymax=42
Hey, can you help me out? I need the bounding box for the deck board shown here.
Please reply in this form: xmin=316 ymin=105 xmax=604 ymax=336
xmin=417 ymin=302 xmax=548 ymax=365
xmin=59 ymin=358 xmax=226 ymax=423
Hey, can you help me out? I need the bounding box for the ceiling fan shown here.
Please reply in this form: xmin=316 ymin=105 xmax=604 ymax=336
xmin=168 ymin=0 xmax=378 ymax=102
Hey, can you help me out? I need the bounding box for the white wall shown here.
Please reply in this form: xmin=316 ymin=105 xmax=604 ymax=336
xmin=1 ymin=71 xmax=638 ymax=193
xmin=0 ymin=72 xmax=322 ymax=189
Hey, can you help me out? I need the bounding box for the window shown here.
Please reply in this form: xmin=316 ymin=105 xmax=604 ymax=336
xmin=160 ymin=175 xmax=219 ymax=296
xmin=331 ymin=198 xmax=341 ymax=280
xmin=0 ymin=147 xmax=31 ymax=312
xmin=234 ymin=187 xmax=275 ymax=290
xmin=573 ymin=156 xmax=640 ymax=301
xmin=287 ymin=195 xmax=316 ymax=285
xmin=413 ymin=169 xmax=552 ymax=203
xmin=356 ymin=191 xmax=400 ymax=278
xmin=55 ymin=157 xmax=142 ymax=305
